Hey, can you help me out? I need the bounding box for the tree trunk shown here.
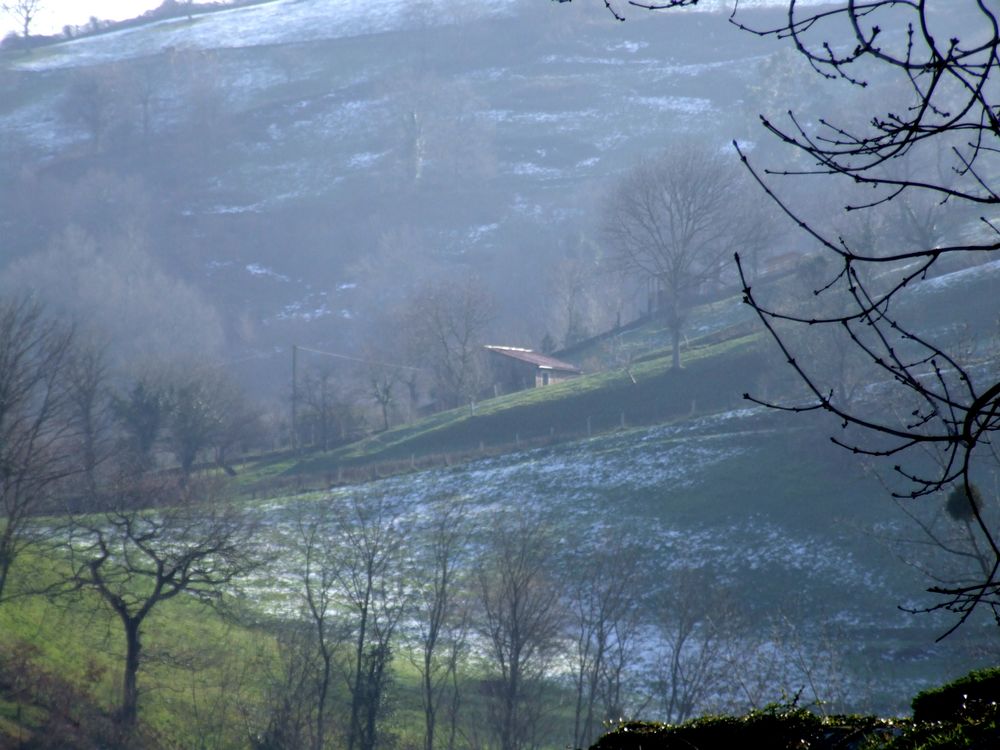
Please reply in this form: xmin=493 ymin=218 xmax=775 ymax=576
xmin=121 ymin=617 xmax=142 ymax=726
xmin=446 ymin=666 xmax=461 ymax=750
xmin=362 ymin=649 xmax=386 ymax=750
xmin=315 ymin=644 xmax=331 ymax=750
xmin=670 ymin=324 xmax=681 ymax=370
xmin=502 ymin=655 xmax=520 ymax=750
xmin=347 ymin=598 xmax=370 ymax=750
xmin=580 ymin=646 xmax=603 ymax=747
xmin=423 ymin=652 xmax=436 ymax=750
xmin=0 ymin=522 xmax=15 ymax=604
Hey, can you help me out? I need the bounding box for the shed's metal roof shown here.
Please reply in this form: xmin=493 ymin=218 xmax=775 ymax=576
xmin=484 ymin=345 xmax=581 ymax=373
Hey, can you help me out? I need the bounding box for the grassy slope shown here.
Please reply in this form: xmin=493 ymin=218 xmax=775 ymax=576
xmin=0 ymin=552 xmax=277 ymax=748
xmin=6 ymin=258 xmax=998 ymax=743
xmin=0 ymin=553 xmax=577 ymax=749
xmin=264 ymin=252 xmax=1000 ymax=486
xmin=3 ymin=323 xmax=997 ymax=745
xmin=284 ymin=333 xmax=765 ymax=477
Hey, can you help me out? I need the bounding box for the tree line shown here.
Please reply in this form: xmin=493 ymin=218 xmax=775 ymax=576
xmin=250 ymin=494 xmax=858 ymax=750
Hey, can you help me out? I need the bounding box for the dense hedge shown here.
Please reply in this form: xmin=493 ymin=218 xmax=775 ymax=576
xmin=592 ymin=668 xmax=1000 ymax=750
xmin=590 ymin=706 xmax=898 ymax=750
xmin=911 ymin=667 xmax=1000 ymax=723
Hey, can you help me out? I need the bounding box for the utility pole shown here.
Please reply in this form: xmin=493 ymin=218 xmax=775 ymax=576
xmin=291 ymin=344 xmax=298 ymax=454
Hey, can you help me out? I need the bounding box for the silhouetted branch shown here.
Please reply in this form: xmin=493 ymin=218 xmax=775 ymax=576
xmin=728 ymin=2 xmax=1000 ymax=629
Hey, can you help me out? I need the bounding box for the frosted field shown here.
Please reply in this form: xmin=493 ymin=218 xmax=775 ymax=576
xmin=248 ymin=407 xmax=900 ymax=622
xmin=7 ymin=0 xmax=827 ymax=73
xmin=11 ymin=0 xmax=519 ymax=70
xmin=232 ymin=405 xmax=976 ymax=715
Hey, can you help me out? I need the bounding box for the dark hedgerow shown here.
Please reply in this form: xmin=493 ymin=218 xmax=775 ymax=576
xmin=589 ymin=704 xmax=899 ymax=750
xmin=911 ymin=667 xmax=1000 ymax=724
xmin=590 ymin=670 xmax=1000 ymax=750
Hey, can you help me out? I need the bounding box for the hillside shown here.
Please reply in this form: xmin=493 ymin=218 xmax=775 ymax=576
xmin=0 ymin=0 xmax=791 ymax=394
xmin=207 ymin=255 xmax=1000 ymax=725
xmin=251 ymin=404 xmax=996 ymax=718
xmin=1 ymin=0 xmax=999 ymax=747
xmin=255 ymin=250 xmax=1000 ymax=481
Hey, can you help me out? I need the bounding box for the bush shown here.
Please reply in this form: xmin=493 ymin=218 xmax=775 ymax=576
xmin=589 ymin=671 xmax=1000 ymax=750
xmin=912 ymin=667 xmax=1000 ymax=724
xmin=590 ymin=705 xmax=896 ymax=750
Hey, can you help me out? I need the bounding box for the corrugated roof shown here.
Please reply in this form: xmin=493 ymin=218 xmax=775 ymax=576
xmin=484 ymin=345 xmax=581 ymax=373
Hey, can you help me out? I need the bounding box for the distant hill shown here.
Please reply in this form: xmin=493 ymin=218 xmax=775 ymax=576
xmin=0 ymin=0 xmax=793 ymax=393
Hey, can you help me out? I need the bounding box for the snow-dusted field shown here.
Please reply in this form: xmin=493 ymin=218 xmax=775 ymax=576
xmin=253 ymin=409 xmax=891 ymax=605
xmin=7 ymin=0 xmax=833 ymax=73
xmin=233 ymin=407 xmax=984 ymax=715
xmin=11 ymin=0 xmax=519 ymax=71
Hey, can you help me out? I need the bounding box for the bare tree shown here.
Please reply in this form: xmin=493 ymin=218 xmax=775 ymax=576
xmin=364 ymin=305 xmax=430 ymax=424
xmin=0 ymin=297 xmax=75 ymax=604
xmin=57 ymin=62 xmax=163 ymax=153
xmin=66 ymin=338 xmax=114 ymax=498
xmin=365 ymin=359 xmax=400 ymax=433
xmin=879 ymin=480 xmax=1000 ymax=616
xmin=476 ymin=511 xmax=563 ymax=750
xmin=292 ymin=505 xmax=349 ymax=750
xmin=172 ymin=48 xmax=232 ymax=158
xmin=651 ymin=569 xmax=736 ymax=724
xmin=603 ymin=141 xmax=756 ymax=369
xmin=255 ymin=621 xmax=323 ymax=750
xmin=330 ymin=494 xmax=409 ymax=750
xmin=404 ymin=276 xmax=495 ymax=410
xmin=207 ymin=377 xmax=261 ymax=475
xmin=58 ymin=475 xmax=261 ymax=727
xmin=57 ymin=66 xmax=138 ymax=153
xmin=164 ymin=370 xmax=259 ymax=476
xmin=1 ymin=223 xmax=227 ymax=364
xmin=548 ymin=252 xmax=605 ymax=349
xmin=298 ymin=365 xmax=356 ymax=451
xmin=408 ymin=496 xmax=470 ymax=750
xmin=113 ymin=377 xmax=168 ymax=472
xmin=763 ymin=255 xmax=874 ymax=410
xmin=1 ymin=0 xmax=42 ymax=38
xmin=389 ymin=74 xmax=496 ymax=186
xmin=278 ymin=494 xmax=413 ymax=750
xmin=565 ymin=541 xmax=643 ymax=749
xmin=348 ymin=225 xmax=444 ymax=322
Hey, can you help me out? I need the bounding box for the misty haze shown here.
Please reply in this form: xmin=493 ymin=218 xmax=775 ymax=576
xmin=1 ymin=0 xmax=999 ymax=748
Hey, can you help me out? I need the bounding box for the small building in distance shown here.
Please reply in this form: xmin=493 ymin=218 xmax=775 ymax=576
xmin=485 ymin=345 xmax=582 ymax=395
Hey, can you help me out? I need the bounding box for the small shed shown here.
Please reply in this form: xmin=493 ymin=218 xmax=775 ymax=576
xmin=485 ymin=345 xmax=582 ymax=395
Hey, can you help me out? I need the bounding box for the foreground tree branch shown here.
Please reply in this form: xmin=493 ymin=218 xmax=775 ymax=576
xmin=726 ymin=1 xmax=1000 ymax=632
xmin=568 ymin=0 xmax=1000 ymax=630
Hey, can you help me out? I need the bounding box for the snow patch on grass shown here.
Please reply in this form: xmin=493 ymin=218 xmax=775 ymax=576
xmin=13 ymin=0 xmax=520 ymax=71
xmin=913 ymin=258 xmax=1000 ymax=293
xmin=631 ymin=94 xmax=713 ymax=115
